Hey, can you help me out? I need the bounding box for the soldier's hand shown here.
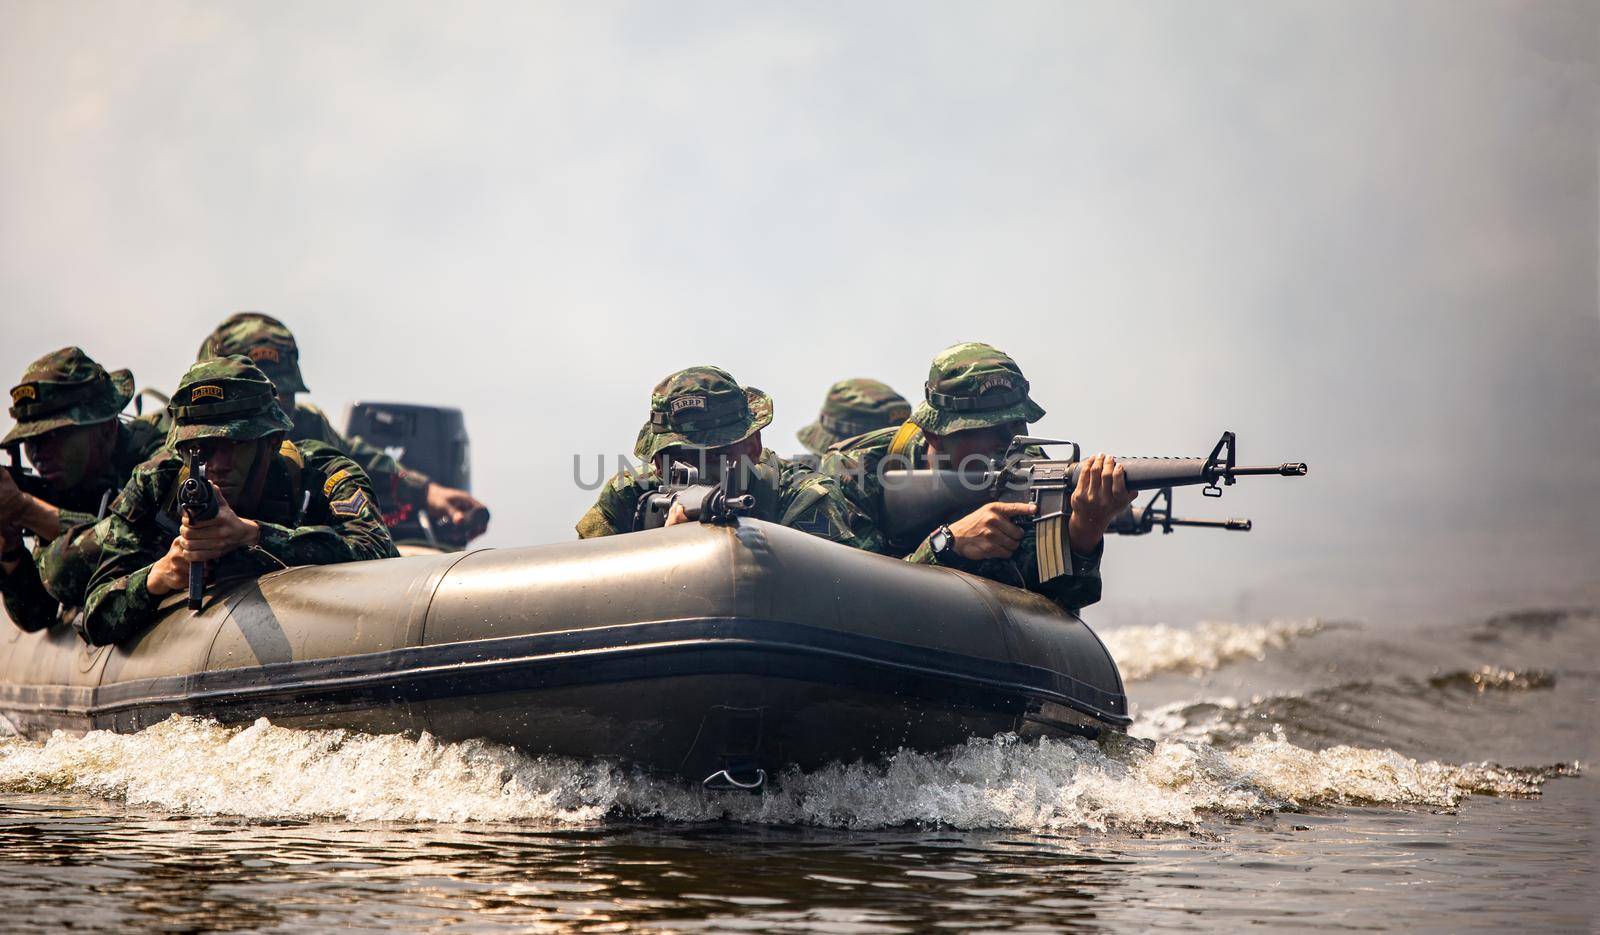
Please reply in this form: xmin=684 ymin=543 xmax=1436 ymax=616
xmin=426 ymin=483 xmax=486 ymax=534
xmin=0 ymin=469 xmax=26 ymax=523
xmin=0 ymin=523 xmax=24 ymax=572
xmin=1067 ymin=453 xmax=1136 ymax=554
xmin=663 ymin=502 xmax=690 ymax=527
xmin=949 ymin=501 xmax=1034 ymax=560
xmin=177 ymin=482 xmax=261 ymax=563
xmin=147 ymin=538 xmax=191 ymax=596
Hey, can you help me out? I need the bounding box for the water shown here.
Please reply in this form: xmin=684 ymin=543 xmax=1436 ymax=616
xmin=0 ymin=606 xmax=1594 ymax=931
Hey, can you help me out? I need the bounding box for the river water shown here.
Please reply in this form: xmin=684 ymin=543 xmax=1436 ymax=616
xmin=0 ymin=606 xmax=1594 ymax=932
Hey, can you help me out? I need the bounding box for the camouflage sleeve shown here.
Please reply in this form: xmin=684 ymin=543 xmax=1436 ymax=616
xmin=576 ymin=471 xmax=646 ymax=538
xmin=79 ymin=469 xmax=176 ymax=646
xmin=0 ymin=546 xmax=60 ymax=632
xmin=296 ymin=405 xmax=430 ymax=522
xmin=251 ymin=450 xmax=398 ymax=567
xmin=54 ymin=507 xmax=100 ymax=538
xmin=38 ymin=518 xmax=112 ymax=610
xmin=776 ymin=470 xmax=886 ymax=552
xmin=342 ymin=432 xmax=432 ymax=514
xmin=817 ymin=448 xmax=883 ymax=519
xmin=902 ymin=526 xmax=1103 ymax=611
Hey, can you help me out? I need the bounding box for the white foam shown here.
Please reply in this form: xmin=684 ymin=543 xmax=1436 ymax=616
xmin=1101 ymin=619 xmax=1323 ymax=681
xmin=0 ymin=717 xmax=1562 ymax=831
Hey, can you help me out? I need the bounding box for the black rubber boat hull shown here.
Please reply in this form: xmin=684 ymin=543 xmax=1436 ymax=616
xmin=0 ymin=520 xmax=1128 ymax=781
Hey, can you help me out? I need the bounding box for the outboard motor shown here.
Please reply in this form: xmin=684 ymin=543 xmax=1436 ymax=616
xmin=344 ymin=401 xmax=477 ymax=548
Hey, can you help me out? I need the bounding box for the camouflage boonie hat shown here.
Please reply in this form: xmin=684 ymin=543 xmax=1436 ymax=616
xmin=165 ymin=355 xmax=294 ymax=446
xmin=4 ymin=347 xmax=135 ymax=445
xmin=197 ymin=311 xmax=309 ymax=395
xmin=909 ymin=342 xmax=1046 ymax=436
xmin=796 ymin=378 xmax=911 ymax=455
xmin=634 ymin=366 xmax=774 ymax=461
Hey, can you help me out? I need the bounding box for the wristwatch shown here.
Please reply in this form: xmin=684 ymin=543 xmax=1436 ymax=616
xmin=929 ymin=524 xmax=956 ymax=563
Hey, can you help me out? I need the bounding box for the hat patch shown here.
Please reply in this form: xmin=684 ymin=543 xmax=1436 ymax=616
xmin=670 ymin=396 xmax=707 ymax=414
xmin=976 ymin=375 xmax=1014 ymax=393
xmin=191 ymin=385 xmax=225 ymax=401
xmin=248 ymin=346 xmax=281 ymax=364
xmin=11 ymin=385 xmax=36 ymax=404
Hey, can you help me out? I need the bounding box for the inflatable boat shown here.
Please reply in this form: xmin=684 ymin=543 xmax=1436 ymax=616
xmin=0 ymin=520 xmax=1129 ymax=788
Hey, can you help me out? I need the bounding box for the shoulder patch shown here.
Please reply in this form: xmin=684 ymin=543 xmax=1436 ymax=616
xmin=789 ymin=504 xmax=840 ymax=538
xmin=323 ymin=468 xmax=354 ymax=496
xmin=329 ymin=488 xmax=370 ymax=518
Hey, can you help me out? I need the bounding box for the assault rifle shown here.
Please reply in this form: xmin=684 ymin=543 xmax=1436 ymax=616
xmin=632 ymin=461 xmax=756 ymax=532
xmin=879 ymin=430 xmax=1305 ymax=579
xmin=178 ymin=450 xmax=218 ymax=611
xmin=1107 ymin=487 xmax=1252 ymax=536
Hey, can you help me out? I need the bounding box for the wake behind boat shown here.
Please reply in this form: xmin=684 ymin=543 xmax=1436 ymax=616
xmin=0 ymin=519 xmax=1129 ymax=788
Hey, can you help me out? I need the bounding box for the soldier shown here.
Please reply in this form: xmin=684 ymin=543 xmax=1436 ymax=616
xmin=823 ymin=342 xmax=1135 ymax=612
xmin=79 ymin=357 xmax=398 ymax=646
xmin=576 ymin=365 xmax=880 ymax=549
xmin=791 ymin=378 xmax=911 ymax=469
xmin=0 ymin=348 xmax=166 ymax=631
xmin=197 ymin=312 xmax=488 ymax=543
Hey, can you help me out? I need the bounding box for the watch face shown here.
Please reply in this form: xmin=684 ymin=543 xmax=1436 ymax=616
xmin=932 ymin=526 xmax=952 ymax=555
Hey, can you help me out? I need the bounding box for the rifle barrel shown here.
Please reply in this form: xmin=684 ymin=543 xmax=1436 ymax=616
xmin=1221 ymin=463 xmax=1307 ymax=477
xmin=1169 ymin=517 xmax=1253 ymax=531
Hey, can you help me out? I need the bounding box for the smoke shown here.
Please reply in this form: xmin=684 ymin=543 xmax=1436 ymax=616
xmin=1 ymin=0 xmax=1595 ymax=621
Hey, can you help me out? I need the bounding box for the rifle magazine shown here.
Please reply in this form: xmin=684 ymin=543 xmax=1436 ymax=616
xmin=1036 ymin=514 xmax=1067 ymax=582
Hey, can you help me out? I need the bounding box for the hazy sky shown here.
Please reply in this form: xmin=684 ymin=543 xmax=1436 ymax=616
xmin=2 ymin=0 xmax=1595 ymax=622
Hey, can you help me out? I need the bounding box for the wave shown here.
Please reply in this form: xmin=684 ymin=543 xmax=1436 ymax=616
xmin=1426 ymin=666 xmax=1557 ymax=693
xmin=0 ymin=717 xmax=1572 ymax=831
xmin=1100 ymin=619 xmax=1324 ymax=681
xmin=1134 ymin=665 xmax=1560 ymax=749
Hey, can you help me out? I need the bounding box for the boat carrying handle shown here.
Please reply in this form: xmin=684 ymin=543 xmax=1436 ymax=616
xmin=702 ymin=767 xmax=766 ymax=792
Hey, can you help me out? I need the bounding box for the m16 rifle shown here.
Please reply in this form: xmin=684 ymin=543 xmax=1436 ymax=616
xmin=178 ymin=450 xmax=218 ymax=611
xmin=632 ymin=462 xmax=756 ymax=532
xmin=1107 ymin=487 xmax=1252 ymax=536
xmin=879 ymin=430 xmax=1305 ymax=579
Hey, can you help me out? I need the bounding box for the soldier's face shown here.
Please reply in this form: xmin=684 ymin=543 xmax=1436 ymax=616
xmin=924 ymin=423 xmax=1024 ymax=470
xmin=23 ymin=421 xmax=117 ymax=491
xmin=656 ymin=433 xmax=762 ymax=483
xmin=188 ymin=438 xmax=264 ymax=505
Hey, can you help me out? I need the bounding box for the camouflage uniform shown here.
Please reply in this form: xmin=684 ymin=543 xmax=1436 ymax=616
xmin=80 ymin=357 xmax=398 ymax=646
xmin=576 ymin=366 xmax=880 ymax=550
xmin=822 ymin=342 xmax=1103 ymax=611
xmin=0 ymin=348 xmax=166 ymax=631
xmin=198 ymin=313 xmax=433 ymax=528
xmin=792 ymin=378 xmax=911 ymax=468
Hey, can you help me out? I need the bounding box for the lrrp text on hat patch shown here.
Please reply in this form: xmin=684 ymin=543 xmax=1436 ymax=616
xmin=248 ymin=347 xmax=281 ymax=364
xmin=10 ymin=386 xmax=36 ymax=404
xmin=670 ymin=396 xmax=707 ymax=413
xmin=191 ymin=385 xmax=225 ymax=401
